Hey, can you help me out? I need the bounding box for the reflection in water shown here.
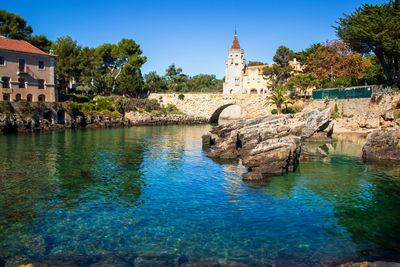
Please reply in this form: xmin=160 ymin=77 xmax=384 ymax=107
xmin=0 ymin=126 xmax=400 ymax=265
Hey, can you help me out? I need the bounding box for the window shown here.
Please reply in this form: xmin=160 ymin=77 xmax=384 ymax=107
xmin=18 ymin=58 xmax=26 ymax=72
xmin=0 ymin=56 xmax=5 ymax=66
xmin=38 ymin=60 xmax=45 ymax=70
xmin=27 ymin=94 xmax=32 ymax=102
xmin=235 ymin=63 xmax=238 ymax=66
xmin=38 ymin=79 xmax=45 ymax=89
xmin=15 ymin=94 xmax=21 ymax=101
xmin=18 ymin=78 xmax=25 ymax=88
xmin=1 ymin=77 xmax=10 ymax=88
xmin=235 ymin=77 xmax=240 ymax=86
xmin=38 ymin=94 xmax=45 ymax=102
xmin=3 ymin=94 xmax=10 ymax=101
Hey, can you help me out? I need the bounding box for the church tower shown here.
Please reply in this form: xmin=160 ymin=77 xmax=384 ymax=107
xmin=223 ymin=34 xmax=246 ymax=94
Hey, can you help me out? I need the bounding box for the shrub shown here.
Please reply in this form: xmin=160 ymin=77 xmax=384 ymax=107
xmin=178 ymin=94 xmax=185 ymax=100
xmin=18 ymin=100 xmax=34 ymax=118
xmin=0 ymin=101 xmax=12 ymax=114
xmin=271 ymin=109 xmax=278 ymax=115
xmin=111 ymin=110 xmax=123 ymax=118
xmin=69 ymin=94 xmax=91 ymax=103
xmin=323 ymin=96 xmax=330 ymax=109
xmin=282 ymin=106 xmax=295 ymax=114
xmin=145 ymin=105 xmax=152 ymax=113
xmin=94 ymin=98 xmax=114 ymax=112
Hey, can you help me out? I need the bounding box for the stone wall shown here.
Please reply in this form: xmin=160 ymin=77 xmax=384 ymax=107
xmin=148 ymin=93 xmax=272 ymax=121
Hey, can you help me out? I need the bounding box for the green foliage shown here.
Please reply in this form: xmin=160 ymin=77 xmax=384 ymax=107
xmin=52 ymin=36 xmax=82 ymax=94
xmin=323 ymin=96 xmax=330 ymax=108
xmin=331 ymin=103 xmax=342 ymax=119
xmin=282 ymin=107 xmax=296 ymax=114
xmin=294 ymin=43 xmax=321 ymax=65
xmin=263 ymin=46 xmax=295 ymax=88
xmin=178 ymin=94 xmax=185 ymax=100
xmin=271 ymin=109 xmax=278 ymax=115
xmin=394 ymin=109 xmax=400 ymax=120
xmin=27 ymin=35 xmax=53 ymax=52
xmin=18 ymin=100 xmax=34 ymax=118
xmin=320 ymin=76 xmax=354 ymax=88
xmin=0 ymin=10 xmax=33 ymax=40
xmin=144 ymin=72 xmax=167 ymax=92
xmin=165 ymin=64 xmax=188 ymax=92
xmin=145 ymin=105 xmax=152 ymax=113
xmin=156 ymin=104 xmax=185 ymax=115
xmin=0 ymin=101 xmax=12 ymax=114
xmin=248 ymin=61 xmax=267 ymax=66
xmin=286 ymin=73 xmax=319 ymax=96
xmin=336 ymin=1 xmax=400 ymax=87
xmin=265 ymin=87 xmax=293 ymax=114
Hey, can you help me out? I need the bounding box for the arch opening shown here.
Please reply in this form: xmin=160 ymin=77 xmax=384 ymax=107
xmin=210 ymin=104 xmax=243 ymax=124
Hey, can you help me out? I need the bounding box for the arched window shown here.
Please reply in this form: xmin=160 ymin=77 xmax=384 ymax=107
xmin=27 ymin=94 xmax=33 ymax=102
xmin=15 ymin=94 xmax=21 ymax=101
xmin=38 ymin=94 xmax=46 ymax=102
xmin=250 ymin=88 xmax=257 ymax=94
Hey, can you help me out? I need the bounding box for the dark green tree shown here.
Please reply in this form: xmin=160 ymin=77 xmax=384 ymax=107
xmin=248 ymin=61 xmax=267 ymax=66
xmin=286 ymin=73 xmax=319 ymax=97
xmin=144 ymin=72 xmax=167 ymax=92
xmin=263 ymin=46 xmax=295 ymax=89
xmin=96 ymin=39 xmax=146 ymax=92
xmin=165 ymin=64 xmax=187 ymax=92
xmin=336 ymin=0 xmax=400 ymax=87
xmin=187 ymin=74 xmax=219 ymax=92
xmin=52 ymin=36 xmax=82 ymax=94
xmin=294 ymin=43 xmax=321 ymax=64
xmin=0 ymin=10 xmax=32 ymax=40
xmin=78 ymin=47 xmax=101 ymax=86
xmin=27 ymin=35 xmax=53 ymax=52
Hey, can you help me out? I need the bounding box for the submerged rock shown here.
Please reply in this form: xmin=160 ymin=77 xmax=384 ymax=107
xmin=134 ymin=252 xmax=187 ymax=267
xmin=362 ymin=127 xmax=400 ymax=161
xmin=203 ymin=109 xmax=332 ymax=180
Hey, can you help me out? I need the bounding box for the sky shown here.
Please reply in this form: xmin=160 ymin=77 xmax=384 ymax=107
xmin=3 ymin=0 xmax=387 ymax=79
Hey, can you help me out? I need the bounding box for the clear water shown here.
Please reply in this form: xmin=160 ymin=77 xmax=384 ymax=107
xmin=0 ymin=125 xmax=400 ymax=265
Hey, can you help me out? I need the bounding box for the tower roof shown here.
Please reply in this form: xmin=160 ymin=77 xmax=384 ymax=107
xmin=231 ymin=35 xmax=241 ymax=50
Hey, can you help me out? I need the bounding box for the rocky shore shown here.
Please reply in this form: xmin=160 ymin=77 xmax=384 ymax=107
xmin=0 ymin=111 xmax=208 ymax=135
xmin=202 ymin=109 xmax=333 ymax=181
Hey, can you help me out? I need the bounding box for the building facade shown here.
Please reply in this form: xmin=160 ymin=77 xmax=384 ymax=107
xmin=243 ymin=65 xmax=271 ymax=94
xmin=0 ymin=36 xmax=56 ymax=102
xmin=222 ymin=35 xmax=246 ymax=94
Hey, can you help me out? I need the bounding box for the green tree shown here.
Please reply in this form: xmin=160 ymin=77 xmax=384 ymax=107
xmin=186 ymin=74 xmax=219 ymax=92
xmin=263 ymin=46 xmax=295 ymax=89
xmin=165 ymin=64 xmax=187 ymax=92
xmin=294 ymin=43 xmax=321 ymax=65
xmin=286 ymin=73 xmax=319 ymax=97
xmin=265 ymin=87 xmax=293 ymax=114
xmin=52 ymin=36 xmax=82 ymax=94
xmin=78 ymin=47 xmax=101 ymax=87
xmin=248 ymin=61 xmax=267 ymax=66
xmin=336 ymin=0 xmax=400 ymax=87
xmin=144 ymin=72 xmax=167 ymax=92
xmin=27 ymin=35 xmax=53 ymax=52
xmin=0 ymin=10 xmax=32 ymax=40
xmin=96 ymin=39 xmax=146 ymax=92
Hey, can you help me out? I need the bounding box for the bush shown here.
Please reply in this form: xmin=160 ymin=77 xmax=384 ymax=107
xmin=145 ymin=105 xmax=152 ymax=113
xmin=271 ymin=109 xmax=278 ymax=115
xmin=18 ymin=100 xmax=34 ymax=118
xmin=282 ymin=106 xmax=295 ymax=114
xmin=111 ymin=110 xmax=123 ymax=118
xmin=178 ymin=94 xmax=185 ymax=100
xmin=0 ymin=101 xmax=12 ymax=114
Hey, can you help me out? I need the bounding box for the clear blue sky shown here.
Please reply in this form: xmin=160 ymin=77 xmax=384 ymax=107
xmin=3 ymin=0 xmax=387 ymax=79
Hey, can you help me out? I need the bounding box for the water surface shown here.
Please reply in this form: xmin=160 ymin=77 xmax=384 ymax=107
xmin=0 ymin=125 xmax=399 ymax=265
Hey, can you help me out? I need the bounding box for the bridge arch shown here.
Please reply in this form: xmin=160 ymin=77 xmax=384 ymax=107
xmin=210 ymin=103 xmax=244 ymax=124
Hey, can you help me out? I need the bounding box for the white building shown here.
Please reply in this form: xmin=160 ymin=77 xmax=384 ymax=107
xmin=222 ymin=35 xmax=246 ymax=94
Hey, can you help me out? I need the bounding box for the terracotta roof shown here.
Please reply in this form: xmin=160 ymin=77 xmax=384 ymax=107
xmin=0 ymin=36 xmax=49 ymax=55
xmin=243 ymin=64 xmax=271 ymax=76
xmin=231 ymin=35 xmax=241 ymax=50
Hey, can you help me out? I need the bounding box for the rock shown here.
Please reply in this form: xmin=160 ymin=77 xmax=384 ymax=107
xmin=338 ymin=261 xmax=400 ymax=267
xmin=362 ymin=127 xmax=400 ymax=161
xmin=204 ymin=109 xmax=332 ymax=180
xmin=20 ymin=235 xmax=47 ymax=257
xmin=181 ymin=259 xmax=253 ymax=267
xmin=90 ymin=254 xmax=130 ymax=267
xmin=133 ymin=252 xmax=187 ymax=267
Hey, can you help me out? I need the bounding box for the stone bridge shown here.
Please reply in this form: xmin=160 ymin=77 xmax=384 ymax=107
xmin=148 ymin=93 xmax=272 ymax=123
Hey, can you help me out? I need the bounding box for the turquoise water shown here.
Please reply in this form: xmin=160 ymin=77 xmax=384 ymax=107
xmin=0 ymin=125 xmax=400 ymax=265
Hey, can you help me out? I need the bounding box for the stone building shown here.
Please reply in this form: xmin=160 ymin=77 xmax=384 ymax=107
xmin=222 ymin=34 xmax=246 ymax=94
xmin=0 ymin=36 xmax=57 ymax=102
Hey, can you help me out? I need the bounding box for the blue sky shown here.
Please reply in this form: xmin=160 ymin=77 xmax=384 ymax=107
xmin=3 ymin=0 xmax=387 ymax=78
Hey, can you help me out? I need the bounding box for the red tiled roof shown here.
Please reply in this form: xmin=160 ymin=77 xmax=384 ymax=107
xmin=0 ymin=36 xmax=48 ymax=55
xmin=231 ymin=35 xmax=241 ymax=50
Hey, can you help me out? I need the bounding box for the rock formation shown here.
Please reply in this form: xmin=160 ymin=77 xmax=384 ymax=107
xmin=202 ymin=109 xmax=332 ymax=181
xmin=362 ymin=127 xmax=400 ymax=161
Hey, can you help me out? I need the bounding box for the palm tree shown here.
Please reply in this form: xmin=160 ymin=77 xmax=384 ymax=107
xmin=265 ymin=86 xmax=293 ymax=114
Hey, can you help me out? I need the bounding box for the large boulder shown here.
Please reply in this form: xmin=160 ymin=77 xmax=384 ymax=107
xmin=203 ymin=109 xmax=332 ymax=180
xmin=362 ymin=127 xmax=400 ymax=161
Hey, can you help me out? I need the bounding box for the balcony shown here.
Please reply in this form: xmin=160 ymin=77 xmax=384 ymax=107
xmin=17 ymin=66 xmax=29 ymax=75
